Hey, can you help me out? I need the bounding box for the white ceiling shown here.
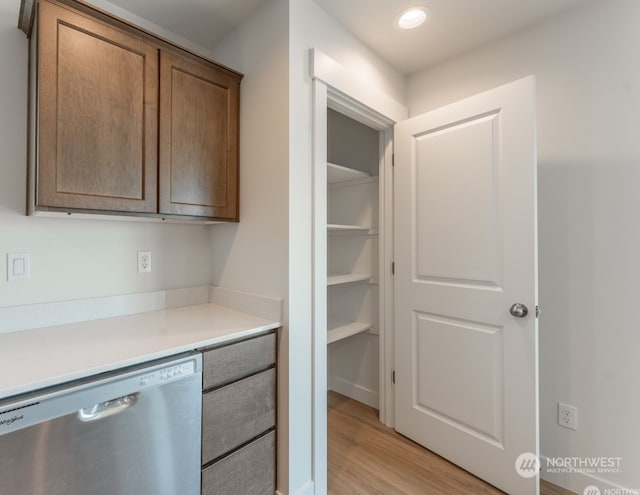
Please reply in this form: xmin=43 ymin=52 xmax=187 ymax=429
xmin=105 ymin=0 xmax=591 ymax=74
xmin=106 ymin=0 xmax=266 ymax=49
xmin=313 ymin=0 xmax=591 ymax=74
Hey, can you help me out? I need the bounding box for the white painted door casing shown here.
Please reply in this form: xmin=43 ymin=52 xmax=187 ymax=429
xmin=394 ymin=76 xmax=539 ymax=495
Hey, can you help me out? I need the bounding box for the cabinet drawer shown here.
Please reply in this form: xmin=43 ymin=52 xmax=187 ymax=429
xmin=202 ymin=333 xmax=276 ymax=389
xmin=202 ymin=431 xmax=275 ymax=495
xmin=202 ymin=369 xmax=276 ymax=464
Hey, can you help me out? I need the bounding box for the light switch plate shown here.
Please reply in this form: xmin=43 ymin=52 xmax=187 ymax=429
xmin=7 ymin=253 xmax=31 ymax=281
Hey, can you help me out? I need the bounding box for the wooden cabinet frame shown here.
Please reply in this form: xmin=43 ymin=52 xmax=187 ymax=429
xmin=37 ymin=0 xmax=158 ymax=213
xmin=20 ymin=0 xmax=242 ymax=222
xmin=159 ymin=51 xmax=239 ymax=220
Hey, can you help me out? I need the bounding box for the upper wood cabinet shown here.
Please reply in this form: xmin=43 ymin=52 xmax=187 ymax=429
xmin=159 ymin=51 xmax=239 ymax=220
xmin=37 ymin=0 xmax=158 ymax=213
xmin=24 ymin=0 xmax=242 ymax=221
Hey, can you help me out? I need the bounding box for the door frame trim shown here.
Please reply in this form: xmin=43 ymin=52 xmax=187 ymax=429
xmin=310 ymin=48 xmax=407 ymax=494
xmin=310 ymin=48 xmax=407 ymax=124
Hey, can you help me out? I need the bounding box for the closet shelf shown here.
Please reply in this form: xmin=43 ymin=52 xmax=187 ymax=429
xmin=327 ymin=319 xmax=371 ymax=344
xmin=327 ymin=162 xmax=370 ymax=184
xmin=327 ymin=273 xmax=371 ymax=286
xmin=327 ymin=223 xmax=375 ymax=234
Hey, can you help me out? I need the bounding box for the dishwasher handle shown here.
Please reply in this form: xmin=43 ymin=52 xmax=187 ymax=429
xmin=77 ymin=393 xmax=139 ymax=422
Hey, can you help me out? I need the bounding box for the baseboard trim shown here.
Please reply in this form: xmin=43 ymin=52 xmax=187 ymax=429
xmin=275 ymin=480 xmax=315 ymax=495
xmin=295 ymin=481 xmax=315 ymax=495
xmin=329 ymin=376 xmax=379 ymax=408
xmin=541 ymin=455 xmax=637 ymax=494
xmin=0 ymin=286 xmax=210 ymax=334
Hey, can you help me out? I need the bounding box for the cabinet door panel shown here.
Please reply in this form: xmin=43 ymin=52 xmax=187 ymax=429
xmin=37 ymin=1 xmax=158 ymax=212
xmin=159 ymin=51 xmax=240 ymax=220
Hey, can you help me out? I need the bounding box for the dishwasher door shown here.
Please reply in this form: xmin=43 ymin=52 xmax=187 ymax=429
xmin=0 ymin=353 xmax=202 ymax=495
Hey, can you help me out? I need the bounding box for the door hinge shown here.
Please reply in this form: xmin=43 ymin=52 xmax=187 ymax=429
xmin=391 ymin=262 xmax=395 ymax=275
xmin=392 ymin=370 xmax=396 ymax=384
xmin=392 ymin=153 xmax=395 ymax=167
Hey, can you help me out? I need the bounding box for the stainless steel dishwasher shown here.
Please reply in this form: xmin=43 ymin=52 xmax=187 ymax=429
xmin=0 ymin=352 xmax=202 ymax=495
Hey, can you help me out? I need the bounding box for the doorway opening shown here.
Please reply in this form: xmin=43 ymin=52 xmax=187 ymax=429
xmin=311 ymin=50 xmax=540 ymax=495
xmin=326 ymin=107 xmax=390 ymax=412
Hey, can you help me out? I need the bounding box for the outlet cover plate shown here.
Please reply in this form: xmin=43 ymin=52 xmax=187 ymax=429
xmin=558 ymin=402 xmax=577 ymax=430
xmin=137 ymin=251 xmax=152 ymax=273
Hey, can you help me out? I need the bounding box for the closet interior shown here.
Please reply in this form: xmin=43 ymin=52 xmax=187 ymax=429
xmin=326 ymin=108 xmax=383 ymax=409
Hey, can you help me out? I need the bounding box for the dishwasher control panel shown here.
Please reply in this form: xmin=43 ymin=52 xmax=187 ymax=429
xmin=139 ymin=361 xmax=196 ymax=388
xmin=0 ymin=354 xmax=201 ymax=436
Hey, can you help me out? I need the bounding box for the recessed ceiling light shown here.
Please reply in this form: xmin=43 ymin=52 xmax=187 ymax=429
xmin=396 ymin=6 xmax=431 ymax=30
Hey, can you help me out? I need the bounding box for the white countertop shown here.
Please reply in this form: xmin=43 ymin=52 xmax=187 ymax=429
xmin=0 ymin=303 xmax=280 ymax=401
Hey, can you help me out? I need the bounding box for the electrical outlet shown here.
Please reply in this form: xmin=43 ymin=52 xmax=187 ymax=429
xmin=137 ymin=251 xmax=152 ymax=273
xmin=558 ymin=402 xmax=577 ymax=430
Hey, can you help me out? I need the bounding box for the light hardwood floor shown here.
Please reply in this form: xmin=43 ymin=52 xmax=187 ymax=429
xmin=328 ymin=391 xmax=574 ymax=495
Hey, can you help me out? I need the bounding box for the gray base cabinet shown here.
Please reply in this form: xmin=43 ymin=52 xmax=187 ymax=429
xmin=202 ymin=431 xmax=275 ymax=495
xmin=202 ymin=369 xmax=276 ymax=462
xmin=200 ymin=331 xmax=277 ymax=495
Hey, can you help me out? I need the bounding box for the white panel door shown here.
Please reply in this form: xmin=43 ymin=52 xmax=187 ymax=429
xmin=394 ymin=77 xmax=538 ymax=495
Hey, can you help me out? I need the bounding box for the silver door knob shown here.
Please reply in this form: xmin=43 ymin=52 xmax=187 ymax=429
xmin=510 ymin=303 xmax=528 ymax=317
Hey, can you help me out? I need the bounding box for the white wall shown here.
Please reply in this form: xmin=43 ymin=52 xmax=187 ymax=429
xmin=208 ymin=0 xmax=289 ymax=307
xmin=202 ymin=0 xmax=406 ymax=491
xmin=0 ymin=0 xmax=211 ymax=310
xmin=208 ymin=0 xmax=291 ymax=492
xmin=292 ymin=4 xmax=405 ymax=105
xmin=288 ymin=1 xmax=405 ymax=493
xmin=327 ymin=109 xmax=379 ymax=175
xmin=408 ymin=0 xmax=640 ymax=490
